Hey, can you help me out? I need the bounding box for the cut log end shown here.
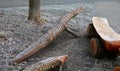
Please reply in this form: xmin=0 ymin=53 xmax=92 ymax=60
xmin=90 ymin=38 xmax=105 ymax=58
xmin=113 ymin=66 xmax=120 ymax=71
xmin=56 ymin=55 xmax=68 ymax=64
xmin=90 ymin=38 xmax=98 ymax=57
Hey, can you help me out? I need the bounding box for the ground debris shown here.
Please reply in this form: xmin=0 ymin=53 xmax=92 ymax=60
xmin=0 ymin=31 xmax=7 ymax=38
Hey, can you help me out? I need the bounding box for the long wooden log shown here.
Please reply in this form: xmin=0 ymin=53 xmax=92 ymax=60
xmin=13 ymin=7 xmax=83 ymax=63
xmin=23 ymin=55 xmax=68 ymax=71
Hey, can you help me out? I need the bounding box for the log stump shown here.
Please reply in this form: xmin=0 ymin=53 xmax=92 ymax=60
xmin=90 ymin=38 xmax=117 ymax=58
xmin=113 ymin=66 xmax=120 ymax=71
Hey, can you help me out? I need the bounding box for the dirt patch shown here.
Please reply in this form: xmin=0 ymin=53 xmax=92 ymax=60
xmin=0 ymin=3 xmax=120 ymax=71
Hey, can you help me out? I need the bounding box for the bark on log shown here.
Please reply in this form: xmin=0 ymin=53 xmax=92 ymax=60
xmin=23 ymin=55 xmax=68 ymax=71
xmin=87 ymin=24 xmax=98 ymax=38
xmin=13 ymin=7 xmax=83 ymax=63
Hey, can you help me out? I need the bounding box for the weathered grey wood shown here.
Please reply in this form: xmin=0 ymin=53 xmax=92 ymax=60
xmin=28 ymin=0 xmax=41 ymax=23
xmin=13 ymin=7 xmax=83 ymax=63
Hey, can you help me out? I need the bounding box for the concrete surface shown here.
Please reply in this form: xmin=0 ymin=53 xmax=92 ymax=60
xmin=0 ymin=0 xmax=120 ymax=8
xmin=95 ymin=2 xmax=120 ymax=33
xmin=0 ymin=3 xmax=98 ymax=71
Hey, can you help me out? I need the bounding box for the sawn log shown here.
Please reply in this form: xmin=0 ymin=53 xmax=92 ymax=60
xmin=113 ymin=66 xmax=120 ymax=71
xmin=13 ymin=7 xmax=83 ymax=63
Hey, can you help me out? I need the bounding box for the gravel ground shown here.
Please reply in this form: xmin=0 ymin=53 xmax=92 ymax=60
xmin=0 ymin=3 xmax=120 ymax=71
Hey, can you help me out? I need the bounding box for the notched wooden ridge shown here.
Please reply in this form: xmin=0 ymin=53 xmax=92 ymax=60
xmin=23 ymin=55 xmax=68 ymax=71
xmin=13 ymin=7 xmax=83 ymax=63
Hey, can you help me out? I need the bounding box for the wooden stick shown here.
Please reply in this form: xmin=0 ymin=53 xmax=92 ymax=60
xmin=65 ymin=28 xmax=79 ymax=37
xmin=13 ymin=7 xmax=83 ymax=63
xmin=23 ymin=55 xmax=68 ymax=71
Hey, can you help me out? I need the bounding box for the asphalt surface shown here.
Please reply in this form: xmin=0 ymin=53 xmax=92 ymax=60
xmin=0 ymin=1 xmax=120 ymax=71
xmin=0 ymin=0 xmax=120 ymax=8
xmin=95 ymin=2 xmax=120 ymax=33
